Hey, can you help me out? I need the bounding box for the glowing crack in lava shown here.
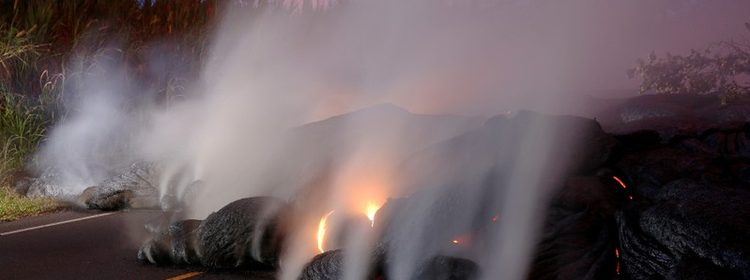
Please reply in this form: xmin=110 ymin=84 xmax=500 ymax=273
xmin=450 ymin=234 xmax=472 ymax=246
xmin=615 ymin=247 xmax=621 ymax=275
xmin=317 ymin=211 xmax=334 ymax=253
xmin=612 ymin=176 xmax=627 ymax=189
xmin=612 ymin=176 xmax=634 ymax=200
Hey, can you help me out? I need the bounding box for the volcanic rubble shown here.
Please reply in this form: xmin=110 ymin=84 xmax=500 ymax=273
xmin=13 ymin=96 xmax=749 ymax=279
xmin=136 ymin=104 xmax=749 ymax=279
xmin=17 ymin=161 xmax=161 ymax=210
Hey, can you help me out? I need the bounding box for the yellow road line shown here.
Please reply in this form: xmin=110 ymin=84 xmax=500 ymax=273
xmin=166 ymin=271 xmax=204 ymax=280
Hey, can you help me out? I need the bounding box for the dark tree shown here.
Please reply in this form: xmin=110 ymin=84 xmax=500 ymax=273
xmin=629 ymin=22 xmax=750 ymax=104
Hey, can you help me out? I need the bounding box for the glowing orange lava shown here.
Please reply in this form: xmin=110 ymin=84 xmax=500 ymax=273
xmin=613 ymin=176 xmax=628 ymax=189
xmin=615 ymin=247 xmax=621 ymax=275
xmin=450 ymin=234 xmax=472 ymax=246
xmin=317 ymin=211 xmax=334 ymax=253
xmin=366 ymin=201 xmax=382 ymax=227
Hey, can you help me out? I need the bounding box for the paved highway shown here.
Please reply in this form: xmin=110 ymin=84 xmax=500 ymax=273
xmin=0 ymin=210 xmax=275 ymax=280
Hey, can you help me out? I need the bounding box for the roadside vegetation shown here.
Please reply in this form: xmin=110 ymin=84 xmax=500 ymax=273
xmin=0 ymin=185 xmax=60 ymax=221
xmin=0 ymin=0 xmax=224 ymax=221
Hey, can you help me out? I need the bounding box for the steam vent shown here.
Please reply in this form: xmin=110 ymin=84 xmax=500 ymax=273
xmin=1 ymin=1 xmax=749 ymax=280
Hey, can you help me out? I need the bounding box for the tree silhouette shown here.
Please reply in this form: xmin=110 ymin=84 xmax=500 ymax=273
xmin=629 ymin=22 xmax=750 ymax=104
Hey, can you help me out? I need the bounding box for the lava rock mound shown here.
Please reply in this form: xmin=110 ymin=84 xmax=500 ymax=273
xmin=197 ymin=196 xmax=288 ymax=268
xmin=139 ymin=196 xmax=290 ymax=269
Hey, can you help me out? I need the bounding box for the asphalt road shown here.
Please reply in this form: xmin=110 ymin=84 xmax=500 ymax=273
xmin=0 ymin=210 xmax=276 ymax=280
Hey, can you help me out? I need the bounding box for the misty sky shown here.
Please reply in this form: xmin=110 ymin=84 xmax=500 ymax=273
xmin=285 ymin=0 xmax=749 ymax=94
xmin=131 ymin=0 xmax=750 ymax=117
xmin=320 ymin=0 xmax=750 ymax=115
xmin=503 ymin=0 xmax=749 ymax=92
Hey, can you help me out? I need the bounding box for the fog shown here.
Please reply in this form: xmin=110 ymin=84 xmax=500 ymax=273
xmin=34 ymin=0 xmax=750 ymax=279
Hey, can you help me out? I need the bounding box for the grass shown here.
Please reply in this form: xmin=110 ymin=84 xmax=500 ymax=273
xmin=0 ymin=1 xmax=231 ymax=221
xmin=0 ymin=92 xmax=49 ymax=176
xmin=0 ymin=1 xmax=289 ymax=219
xmin=0 ymin=0 xmax=223 ymax=188
xmin=0 ymin=186 xmax=61 ymax=222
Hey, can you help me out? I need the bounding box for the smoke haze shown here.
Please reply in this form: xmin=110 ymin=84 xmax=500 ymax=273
xmin=34 ymin=0 xmax=750 ymax=279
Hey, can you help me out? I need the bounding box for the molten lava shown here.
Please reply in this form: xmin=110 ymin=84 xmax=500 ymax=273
xmin=615 ymin=247 xmax=621 ymax=275
xmin=613 ymin=176 xmax=627 ymax=189
xmin=317 ymin=211 xmax=334 ymax=253
xmin=450 ymin=234 xmax=472 ymax=246
xmin=366 ymin=201 xmax=382 ymax=227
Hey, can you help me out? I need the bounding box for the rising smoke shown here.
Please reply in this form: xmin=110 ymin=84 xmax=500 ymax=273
xmin=35 ymin=0 xmax=750 ymax=279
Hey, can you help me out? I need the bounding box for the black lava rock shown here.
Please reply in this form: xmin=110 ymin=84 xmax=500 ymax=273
xmin=79 ymin=187 xmax=134 ymax=211
xmin=413 ymin=255 xmax=479 ymax=280
xmin=196 ymin=197 xmax=288 ymax=268
xmin=75 ymin=162 xmax=160 ymax=210
xmin=137 ymin=219 xmax=201 ymax=265
xmin=529 ymin=176 xmax=618 ymax=280
xmin=299 ymin=250 xmax=346 ymax=280
xmin=617 ymin=179 xmax=750 ymax=279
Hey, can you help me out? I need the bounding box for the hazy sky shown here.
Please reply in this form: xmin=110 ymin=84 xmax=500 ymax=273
xmin=35 ymin=3 xmax=750 ymax=278
xmin=529 ymin=0 xmax=749 ymax=91
xmin=340 ymin=0 xmax=750 ymax=114
xmin=279 ymin=0 xmax=749 ymax=94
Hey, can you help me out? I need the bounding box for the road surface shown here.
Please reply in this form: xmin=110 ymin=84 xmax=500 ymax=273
xmin=0 ymin=209 xmax=276 ymax=280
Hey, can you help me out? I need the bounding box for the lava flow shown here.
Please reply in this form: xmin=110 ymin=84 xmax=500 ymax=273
xmin=366 ymin=201 xmax=381 ymax=227
xmin=612 ymin=176 xmax=633 ymax=200
xmin=612 ymin=176 xmax=627 ymax=189
xmin=614 ymin=247 xmax=621 ymax=275
xmin=450 ymin=234 xmax=473 ymax=246
xmin=317 ymin=211 xmax=334 ymax=253
xmin=316 ymin=201 xmax=383 ymax=253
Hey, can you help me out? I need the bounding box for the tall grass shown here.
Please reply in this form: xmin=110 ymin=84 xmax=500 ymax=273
xmin=0 ymin=0 xmax=226 ymax=183
xmin=0 ymin=185 xmax=60 ymax=221
xmin=0 ymin=25 xmax=48 ymax=179
xmin=0 ymin=92 xmax=48 ymax=177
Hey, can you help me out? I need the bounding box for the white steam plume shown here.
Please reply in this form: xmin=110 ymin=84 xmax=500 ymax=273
xmin=34 ymin=0 xmax=750 ymax=279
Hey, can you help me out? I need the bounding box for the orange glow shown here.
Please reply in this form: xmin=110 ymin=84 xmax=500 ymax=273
xmin=366 ymin=201 xmax=382 ymax=227
xmin=612 ymin=176 xmax=627 ymax=189
xmin=616 ymin=262 xmax=621 ymax=275
xmin=333 ymin=164 xmax=389 ymax=229
xmin=317 ymin=211 xmax=334 ymax=253
xmin=451 ymin=234 xmax=472 ymax=246
xmin=615 ymin=247 xmax=621 ymax=275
